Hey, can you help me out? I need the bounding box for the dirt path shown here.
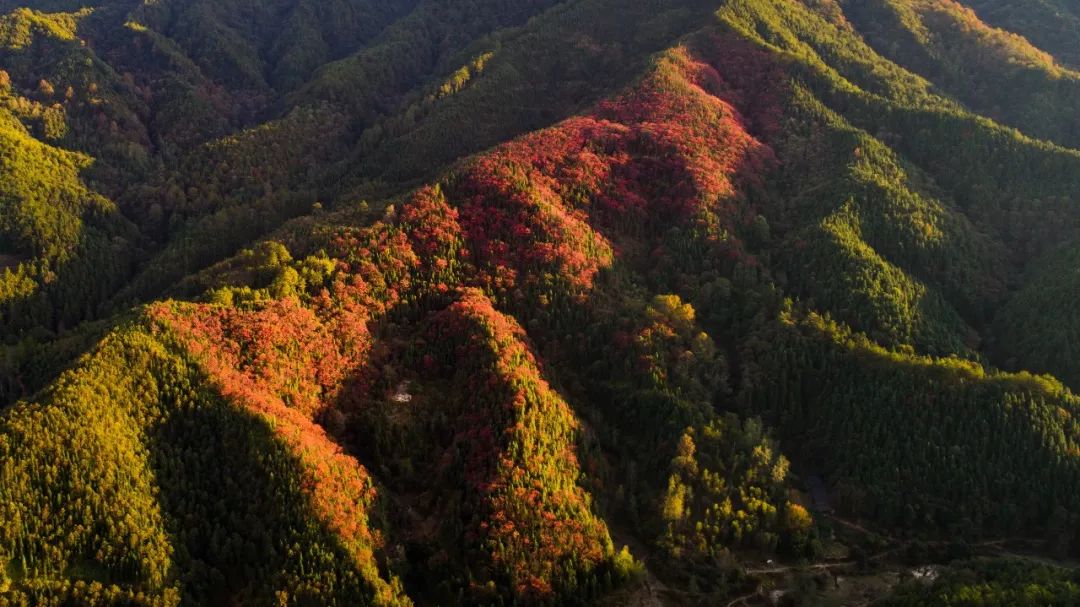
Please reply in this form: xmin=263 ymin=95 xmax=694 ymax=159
xmin=825 ymin=513 xmax=896 ymax=542
xmin=603 ymin=511 xmax=1080 ymax=607
xmin=746 ymin=561 xmax=854 ymax=575
xmin=724 ymin=592 xmax=756 ymax=607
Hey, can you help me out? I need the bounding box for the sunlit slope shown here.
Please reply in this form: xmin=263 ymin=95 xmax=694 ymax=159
xmin=6 ymin=0 xmax=1080 ymax=604
xmin=1 ymin=40 xmax=805 ymax=603
xmin=0 ymin=316 xmax=407 ymax=606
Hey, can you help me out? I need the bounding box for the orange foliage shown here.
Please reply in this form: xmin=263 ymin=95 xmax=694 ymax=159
xmin=428 ymin=289 xmax=611 ymax=600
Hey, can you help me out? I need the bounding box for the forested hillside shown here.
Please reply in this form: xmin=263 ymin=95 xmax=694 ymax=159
xmin=4 ymin=0 xmax=1080 ymax=604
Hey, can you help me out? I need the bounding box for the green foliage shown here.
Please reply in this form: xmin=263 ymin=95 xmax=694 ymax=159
xmin=742 ymin=308 xmax=1080 ymax=536
xmin=782 ymin=201 xmax=976 ymax=356
xmin=350 ymin=0 xmax=722 ymax=184
xmin=881 ymin=558 xmax=1080 ymax=606
xmin=992 ymin=242 xmax=1080 ymax=389
xmin=0 ymin=95 xmax=137 ymax=340
xmin=0 ymin=318 xmax=407 ymax=606
xmin=660 ymin=418 xmax=807 ymax=559
xmin=0 ymin=7 xmax=79 ymax=49
xmin=771 ymin=84 xmax=1008 ymax=334
xmin=845 ymin=0 xmax=1080 ymax=149
xmin=959 ymin=0 xmax=1080 ymax=69
xmin=8 ymin=0 xmax=1080 ymax=604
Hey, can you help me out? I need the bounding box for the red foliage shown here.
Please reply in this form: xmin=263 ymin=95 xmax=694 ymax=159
xmin=426 ymin=289 xmax=611 ymax=599
xmin=689 ymin=32 xmax=790 ymax=143
xmin=143 ymin=189 xmax=472 ymax=588
xmin=452 ymin=146 xmax=616 ymax=294
xmin=442 ymin=44 xmax=777 ymax=297
xmin=142 ymin=36 xmax=792 ymax=602
xmin=152 ymin=299 xmax=361 ymax=416
xmin=150 ymin=300 xmax=384 ymax=573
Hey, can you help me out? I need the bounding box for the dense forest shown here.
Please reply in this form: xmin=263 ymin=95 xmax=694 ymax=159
xmin=3 ymin=0 xmax=1080 ymax=604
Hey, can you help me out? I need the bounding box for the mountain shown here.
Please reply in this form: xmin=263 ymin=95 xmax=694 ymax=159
xmin=3 ymin=0 xmax=1080 ymax=604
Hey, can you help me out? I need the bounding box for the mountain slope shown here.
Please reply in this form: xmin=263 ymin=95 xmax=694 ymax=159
xmin=5 ymin=0 xmax=1080 ymax=604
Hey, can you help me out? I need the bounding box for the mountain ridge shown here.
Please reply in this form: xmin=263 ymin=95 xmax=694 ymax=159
xmin=4 ymin=0 xmax=1080 ymax=604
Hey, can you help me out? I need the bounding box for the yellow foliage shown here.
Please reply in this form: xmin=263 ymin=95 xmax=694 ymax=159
xmin=784 ymin=502 xmax=814 ymax=533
